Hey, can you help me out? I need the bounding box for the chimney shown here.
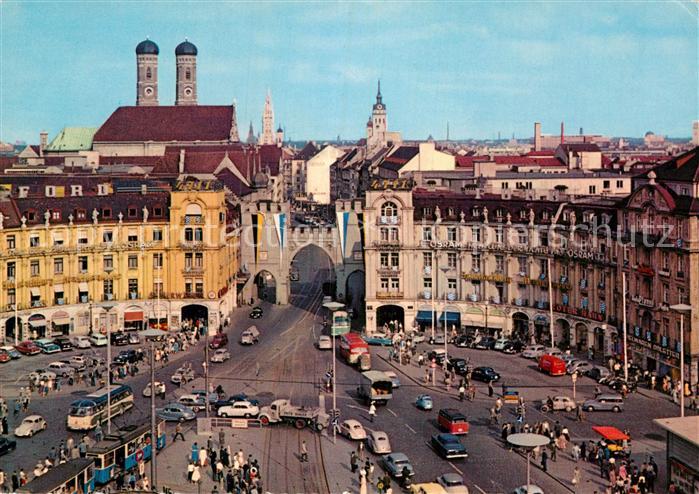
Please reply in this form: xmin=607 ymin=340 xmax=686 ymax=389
xmin=560 ymin=121 xmax=565 ymax=144
xmin=178 ymin=149 xmax=185 ymax=174
xmin=39 ymin=131 xmax=48 ymax=156
xmin=534 ymin=122 xmax=542 ymax=152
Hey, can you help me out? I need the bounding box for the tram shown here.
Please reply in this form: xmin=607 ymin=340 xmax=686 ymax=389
xmin=17 ymin=458 xmax=95 ymax=494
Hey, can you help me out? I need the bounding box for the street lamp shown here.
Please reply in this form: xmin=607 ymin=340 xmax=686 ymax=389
xmin=324 ymin=301 xmax=344 ymax=444
xmin=670 ymin=303 xmax=691 ymax=417
xmin=440 ymin=266 xmax=450 ymax=365
xmin=140 ymin=327 xmax=163 ymax=492
xmin=101 ymin=303 xmax=116 ymax=434
xmin=506 ymin=433 xmax=550 ymax=494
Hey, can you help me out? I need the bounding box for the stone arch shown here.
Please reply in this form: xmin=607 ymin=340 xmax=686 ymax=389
xmin=181 ymin=304 xmax=208 ymax=327
xmin=511 ymin=311 xmax=530 ymax=340
xmin=554 ymin=318 xmax=571 ymax=347
xmin=4 ymin=316 xmax=23 ymax=341
xmin=370 ymin=192 xmax=408 ymax=210
xmin=185 ymin=203 xmax=203 ymax=216
xmin=253 ymin=270 xmax=277 ymax=304
xmin=376 ymin=305 xmax=405 ymax=332
xmin=574 ymin=321 xmax=589 ymax=351
xmin=344 ymin=269 xmax=365 ymax=322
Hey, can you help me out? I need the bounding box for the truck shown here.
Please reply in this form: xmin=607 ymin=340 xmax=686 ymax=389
xmin=257 ymin=399 xmax=329 ymax=431
xmin=357 ymin=370 xmax=393 ymax=405
xmin=240 ymin=326 xmax=260 ymax=345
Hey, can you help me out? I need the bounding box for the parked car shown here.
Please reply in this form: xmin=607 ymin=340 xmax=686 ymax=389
xmin=316 ymin=335 xmax=332 ymax=350
xmin=0 ymin=437 xmax=17 ymax=456
xmin=114 ymin=350 xmax=140 ymax=364
xmin=471 ymin=366 xmax=500 ymax=382
xmin=110 ymin=332 xmax=129 ymax=346
xmin=71 ymin=336 xmax=92 ymax=349
xmin=493 ymin=338 xmax=510 ymax=351
xmin=89 ymin=334 xmax=108 ymax=347
xmin=210 ymin=348 xmax=231 ymax=363
xmin=68 ymin=355 xmax=89 ymax=369
xmin=14 ymin=415 xmax=47 ymax=437
xmin=128 ymin=332 xmax=141 ymax=345
xmin=544 ymin=348 xmax=563 ymax=358
xmin=339 ymin=419 xmax=367 ymax=440
xmin=16 ymin=341 xmax=41 ymax=356
xmin=142 ymin=381 xmax=166 ymax=397
xmin=512 ymin=486 xmax=544 ymax=494
xmin=35 ymin=338 xmax=61 ymax=354
xmin=427 ymin=349 xmax=447 ymax=365
xmin=408 ymin=332 xmax=426 ymax=344
xmin=29 ymin=369 xmax=57 ymax=382
xmin=156 ymin=403 xmax=196 ymax=422
xmin=47 ymin=361 xmax=75 ymax=377
xmin=538 ymin=355 xmax=567 ymax=376
xmin=249 ymin=307 xmax=263 ymax=319
xmin=53 ymin=337 xmax=73 ymax=351
xmin=170 ymin=366 xmax=195 ymax=384
xmin=416 ymin=394 xmax=433 ymax=410
xmin=0 ymin=346 xmax=22 ymax=359
xmin=475 ymin=336 xmax=496 ymax=350
xmin=540 ymin=395 xmax=576 ymax=412
xmin=522 ymin=345 xmax=546 ymax=359
xmin=227 ymin=393 xmax=260 ymax=406
xmin=367 ymin=430 xmax=392 ymax=454
xmin=209 ymin=333 xmax=228 ymax=349
xmin=0 ymin=350 xmax=10 ymax=363
xmin=217 ymin=401 xmax=260 ymax=418
xmin=431 ymin=433 xmax=468 ymax=459
xmin=363 ymin=332 xmax=393 ymax=346
xmin=502 ymin=340 xmax=525 ymax=354
xmin=585 ymin=366 xmax=611 ymax=382
xmin=436 ymin=473 xmax=470 ymax=494
xmin=606 ymin=378 xmax=638 ymax=393
xmin=583 ymin=394 xmax=624 ymax=412
xmin=568 ymin=360 xmax=594 ymax=375
xmin=452 ymin=335 xmax=471 ymax=348
xmin=381 ymin=452 xmax=415 ymax=479
xmin=178 ymin=394 xmax=207 ymax=412
xmin=429 ymin=334 xmax=446 ymax=345
xmin=446 ymin=358 xmax=469 ymax=376
xmin=384 ymin=371 xmax=401 ymax=389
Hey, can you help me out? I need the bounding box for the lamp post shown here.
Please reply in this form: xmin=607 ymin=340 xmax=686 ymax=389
xmin=670 ymin=303 xmax=691 ymax=417
xmin=440 ymin=266 xmax=450 ymax=365
xmin=324 ymin=301 xmax=344 ymax=444
xmin=102 ymin=303 xmax=116 ymax=434
xmin=140 ymin=327 xmax=163 ymax=492
xmin=507 ymin=433 xmax=550 ymax=494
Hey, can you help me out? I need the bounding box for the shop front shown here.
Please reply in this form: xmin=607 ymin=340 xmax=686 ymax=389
xmin=28 ymin=314 xmax=47 ymax=339
xmin=124 ymin=308 xmax=145 ymax=331
xmin=51 ymin=310 xmax=71 ymax=336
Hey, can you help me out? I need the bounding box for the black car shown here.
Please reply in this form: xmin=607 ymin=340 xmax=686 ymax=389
xmin=502 ymin=340 xmax=525 ymax=354
xmin=114 ymin=349 xmax=139 ymax=364
xmin=214 ymin=393 xmax=260 ymax=410
xmin=431 ymin=433 xmax=468 ymax=459
xmin=110 ymin=332 xmax=129 ymax=346
xmin=249 ymin=307 xmax=263 ymax=319
xmin=53 ymin=337 xmax=73 ymax=351
xmin=452 ymin=335 xmax=471 ymax=348
xmin=471 ymin=366 xmax=501 ymax=382
xmin=446 ymin=358 xmax=469 ymax=376
xmin=0 ymin=437 xmax=17 ymax=456
xmin=475 ymin=336 xmax=496 ymax=350
xmin=607 ymin=378 xmax=637 ymax=393
xmin=427 ymin=350 xmax=447 ymax=366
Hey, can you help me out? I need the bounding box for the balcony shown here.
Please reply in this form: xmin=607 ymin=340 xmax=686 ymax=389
xmin=377 ymin=215 xmax=400 ymax=225
xmin=54 ymin=298 xmax=65 ymax=305
xmin=182 ymin=216 xmax=205 ymax=225
xmin=31 ymin=299 xmax=46 ymax=308
xmin=78 ymin=296 xmax=89 ymax=304
xmin=419 ymin=290 xmax=432 ymax=300
xmin=512 ymin=298 xmax=529 ymax=307
xmin=658 ymin=268 xmax=670 ymax=277
xmin=183 ymin=266 xmax=205 ymax=275
xmin=637 ymin=264 xmax=655 ymax=277
xmin=376 ymin=291 xmax=403 ymax=299
xmin=423 ymin=266 xmax=432 ymax=275
xmin=102 ymin=294 xmax=115 ymax=301
xmin=128 ymin=292 xmax=141 ymax=300
xmin=179 ymin=241 xmax=204 ymax=250
xmin=183 ymin=291 xmax=205 ymax=299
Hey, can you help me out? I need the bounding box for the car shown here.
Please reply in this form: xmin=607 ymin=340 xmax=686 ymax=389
xmin=416 ymin=394 xmax=433 ymax=411
xmin=89 ymin=334 xmax=108 ymax=347
xmin=114 ymin=350 xmax=140 ymax=364
xmin=446 ymin=358 xmax=469 ymax=376
xmin=156 ymin=402 xmax=196 ymax=422
xmin=14 ymin=415 xmax=47 ymax=437
xmin=211 ymin=348 xmax=231 ymax=363
xmin=568 ymin=361 xmax=594 ymax=375
xmin=585 ymin=366 xmax=611 ymax=382
xmin=53 ymin=337 xmax=74 ymax=351
xmin=367 ymin=430 xmax=392 ymax=454
xmin=540 ymin=395 xmax=576 ymax=413
xmin=493 ymin=338 xmax=510 ymax=351
xmin=475 ymin=336 xmax=496 ymax=350
xmin=471 ymin=366 xmax=500 ymax=382
xmin=128 ymin=332 xmax=141 ymax=345
xmin=71 ymin=336 xmax=92 ymax=349
xmin=316 ymin=335 xmax=332 ymax=350
xmin=68 ymin=355 xmax=89 ymax=369
xmin=512 ymin=486 xmax=544 ymax=494
xmin=240 ymin=326 xmax=260 ymax=345
xmin=431 ymin=433 xmax=468 ymax=459
xmin=521 ymin=345 xmax=546 ymax=359
xmin=0 ymin=350 xmax=10 ymax=363
xmin=170 ymin=366 xmax=195 ymax=384
xmin=110 ymin=332 xmax=129 ymax=346
xmin=427 ymin=349 xmax=447 ymax=365
xmin=544 ymin=348 xmax=563 ymax=358
xmin=226 ymin=393 xmax=260 ymax=407
xmin=217 ymin=401 xmax=260 ymax=418
xmin=384 ymin=371 xmax=401 ymax=388
xmin=362 ymin=332 xmax=393 ymax=346
xmin=408 ymin=332 xmax=426 ymax=344
xmin=0 ymin=346 xmax=22 ymax=359
xmin=437 ymin=409 xmax=469 ymax=435
xmin=142 ymin=381 xmax=166 ymax=397
xmin=190 ymin=390 xmax=219 ymax=404
xmin=178 ymin=394 xmax=207 ymax=412
xmin=606 ymin=378 xmax=638 ymax=393
xmin=35 ymin=338 xmax=61 ymax=354
xmin=47 ymin=362 xmax=76 ymax=377
xmin=429 ymin=334 xmax=446 ymax=345
xmin=452 ymin=335 xmax=472 ymax=348
xmin=502 ymin=340 xmax=525 ymax=354
xmin=339 ymin=419 xmax=367 ymax=440
xmin=560 ymin=354 xmax=578 ymax=364
xmin=249 ymin=307 xmax=263 ymax=319
xmin=29 ymin=369 xmax=57 ymax=382
xmin=410 ymin=483 xmax=448 ymax=494
xmin=436 ymin=473 xmax=470 ymax=494
xmin=15 ymin=341 xmax=41 ymax=356
xmin=209 ymin=333 xmax=228 ymax=349
xmin=583 ymin=394 xmax=624 ymax=412
xmin=0 ymin=437 xmax=17 ymax=456
xmin=381 ymin=452 xmax=414 ymax=478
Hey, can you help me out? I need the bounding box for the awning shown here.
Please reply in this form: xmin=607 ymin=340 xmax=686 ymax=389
xmin=30 ymin=287 xmax=40 ymax=297
xmin=78 ymin=282 xmax=89 ymax=292
xmin=29 ymin=319 xmax=46 ymax=328
xmin=415 ymin=310 xmax=435 ymax=324
xmin=53 ymin=284 xmax=64 ymax=293
xmin=592 ymin=426 xmax=630 ymax=441
xmin=124 ymin=311 xmax=144 ymax=322
xmin=439 ymin=312 xmax=461 ymax=324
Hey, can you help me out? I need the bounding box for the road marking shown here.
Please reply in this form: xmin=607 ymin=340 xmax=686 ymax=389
xmin=448 ymin=462 xmax=463 ymax=475
xmin=346 ymin=405 xmax=365 ymax=411
xmin=473 ymin=485 xmax=486 ymax=494
xmin=386 ymin=408 xmax=397 ymax=417
xmin=405 ymin=424 xmax=417 ymax=434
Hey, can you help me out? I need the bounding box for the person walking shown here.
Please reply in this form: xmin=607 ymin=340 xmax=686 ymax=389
xmin=458 ymin=384 xmax=465 ymax=402
xmin=368 ymin=402 xmax=377 ymax=423
xmin=350 ymin=451 xmax=359 ymax=473
xmin=191 ymin=442 xmax=199 ymax=463
xmin=541 ymin=450 xmax=549 ymax=472
xmin=488 ymin=381 xmax=494 ymax=397
xmin=218 ymin=429 xmax=225 ymax=448
xmin=174 ymin=423 xmax=185 ymax=442
xmin=300 ymin=440 xmax=308 ymax=462
xmin=191 ymin=464 xmax=201 ymax=484
xmin=187 ymin=461 xmax=194 ymax=482
xmin=94 ymin=423 xmax=103 ymax=442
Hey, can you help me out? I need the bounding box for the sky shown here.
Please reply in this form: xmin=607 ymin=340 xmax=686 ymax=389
xmin=0 ymin=1 xmax=697 ymax=144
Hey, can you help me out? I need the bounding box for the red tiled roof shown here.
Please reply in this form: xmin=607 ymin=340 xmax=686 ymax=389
xmin=492 ymin=156 xmax=563 ymax=167
xmin=94 ymin=105 xmax=235 ymax=142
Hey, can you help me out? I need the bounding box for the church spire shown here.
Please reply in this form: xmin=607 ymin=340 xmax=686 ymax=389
xmin=376 ymin=79 xmax=382 ymax=105
xmin=229 ymin=100 xmax=240 ymax=142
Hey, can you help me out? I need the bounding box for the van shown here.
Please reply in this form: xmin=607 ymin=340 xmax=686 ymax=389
xmin=339 ymin=333 xmax=369 ymax=365
xmin=437 ymin=408 xmax=469 ymax=435
xmin=538 ymin=355 xmax=567 ymax=376
xmin=583 ymin=394 xmax=624 ymax=413
xmin=240 ymin=326 xmax=260 ymax=345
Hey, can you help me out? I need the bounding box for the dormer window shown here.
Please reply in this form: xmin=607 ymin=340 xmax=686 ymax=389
xmin=25 ymin=210 xmax=37 ymax=222
xmin=153 ymin=207 xmax=163 ymax=217
xmin=75 ymin=209 xmax=86 ymax=220
xmin=102 ymin=208 xmax=112 ymax=219
xmin=519 ymin=209 xmax=527 ymax=220
xmin=127 ymin=207 xmax=138 ymax=218
xmin=146 ymin=67 xmax=152 ymax=79
xmin=18 ymin=186 xmax=29 ymax=198
xmin=422 ymin=207 xmax=432 ymax=217
xmin=51 ymin=210 xmax=61 ymax=220
xmin=471 ymin=207 xmax=480 ymax=217
xmin=447 ymin=207 xmax=455 ymax=217
xmin=541 ymin=210 xmax=550 ymax=221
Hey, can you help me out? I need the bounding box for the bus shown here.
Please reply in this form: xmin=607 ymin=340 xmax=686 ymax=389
xmin=17 ymin=458 xmax=95 ymax=494
xmin=67 ymin=384 xmax=134 ymax=431
xmin=331 ymin=310 xmax=350 ymax=336
xmin=339 ymin=333 xmax=370 ymax=369
xmin=88 ymin=419 xmax=166 ymax=485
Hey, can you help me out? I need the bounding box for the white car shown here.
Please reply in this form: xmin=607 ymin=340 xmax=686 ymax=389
xmin=72 ymin=336 xmax=92 ymax=349
xmin=522 ymin=345 xmax=546 ymax=359
xmin=339 ymin=419 xmax=367 ymax=440
xmin=47 ymin=362 xmax=75 ymax=377
xmin=544 ymin=348 xmax=563 ymax=358
xmin=29 ymin=369 xmax=57 ymax=382
xmin=171 ymin=367 xmax=195 ymax=384
xmin=89 ymin=334 xmax=108 ymax=347
xmin=142 ymin=381 xmax=166 ymax=397
xmin=493 ymin=338 xmax=509 ymax=351
xmin=567 ymin=361 xmax=594 ymax=374
xmin=178 ymin=394 xmax=207 ymax=412
xmin=367 ymin=430 xmax=392 ymax=454
xmin=512 ymin=486 xmax=544 ymax=494
xmin=14 ymin=415 xmax=47 ymax=437
xmin=217 ymin=401 xmax=260 ymax=418
xmin=210 ymin=349 xmax=231 ymax=363
xmin=316 ymin=335 xmax=332 ymax=350
xmin=540 ymin=395 xmax=577 ymax=413
xmin=409 ymin=332 xmax=426 ymax=344
xmin=437 ymin=473 xmax=470 ymax=494
xmin=69 ymin=355 xmax=89 ymax=368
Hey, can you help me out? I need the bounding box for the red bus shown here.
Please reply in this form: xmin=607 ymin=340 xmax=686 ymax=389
xmin=437 ymin=408 xmax=470 ymax=435
xmin=339 ymin=333 xmax=370 ymax=367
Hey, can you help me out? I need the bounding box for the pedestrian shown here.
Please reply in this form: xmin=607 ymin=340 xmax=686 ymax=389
xmin=219 ymin=429 xmax=225 ymax=448
xmin=191 ymin=465 xmax=201 ymax=484
xmin=368 ymin=402 xmax=377 ymax=423
xmin=255 ymin=362 xmax=260 ymax=377
xmin=187 ymin=461 xmax=194 ymax=482
xmin=357 ymin=441 xmax=364 ymax=459
xmin=572 ymin=466 xmax=581 ymax=487
xmin=350 ymin=451 xmax=358 ymax=473
xmin=459 ymin=384 xmax=465 ymax=401
xmin=174 ymin=423 xmax=185 ymax=442
xmin=541 ymin=450 xmax=549 ymax=472
xmin=488 ymin=381 xmax=494 ymax=397
xmin=94 ymin=423 xmax=103 ymax=442
xmin=191 ymin=442 xmax=199 ymax=463
xmin=199 ymin=445 xmax=208 ymax=467
xmin=300 ymin=440 xmax=308 ymax=462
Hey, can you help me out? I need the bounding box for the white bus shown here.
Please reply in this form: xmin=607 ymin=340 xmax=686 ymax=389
xmin=67 ymin=385 xmax=134 ymax=431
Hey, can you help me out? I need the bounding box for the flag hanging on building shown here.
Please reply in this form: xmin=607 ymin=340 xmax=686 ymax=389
xmin=273 ymin=213 xmax=286 ymax=250
xmin=336 ymin=211 xmax=350 ymax=262
xmin=251 ymin=212 xmax=265 ymax=264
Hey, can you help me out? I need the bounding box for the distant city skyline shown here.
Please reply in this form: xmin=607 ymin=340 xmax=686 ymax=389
xmin=1 ymin=1 xmax=696 ymax=144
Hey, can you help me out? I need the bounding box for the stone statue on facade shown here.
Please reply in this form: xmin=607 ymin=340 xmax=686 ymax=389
xmin=434 ymin=205 xmax=441 ymax=223
xmin=482 ymin=206 xmax=489 ymax=224
xmin=92 ymin=208 xmax=99 ymax=225
xmin=44 ymin=210 xmax=50 ymax=227
xmin=0 ymin=212 xmax=4 ymax=230
xmin=118 ymin=212 xmax=123 ymax=224
xmin=142 ymin=206 xmax=149 ymax=223
xmin=570 ymin=211 xmax=577 ymax=227
xmin=68 ymin=214 xmax=74 ymax=226
xmin=460 ymin=210 xmax=465 ymax=223
xmin=529 ymin=208 xmax=535 ymax=226
xmin=506 ymin=212 xmax=512 ymax=225
xmin=21 ymin=216 xmax=27 ymax=228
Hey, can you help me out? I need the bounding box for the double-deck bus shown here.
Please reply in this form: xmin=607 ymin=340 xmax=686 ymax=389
xmin=87 ymin=419 xmax=166 ymax=485
xmin=67 ymin=384 xmax=134 ymax=431
xmin=17 ymin=458 xmax=95 ymax=494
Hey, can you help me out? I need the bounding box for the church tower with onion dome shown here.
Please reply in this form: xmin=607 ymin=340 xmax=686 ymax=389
xmin=135 ymin=38 xmax=159 ymax=106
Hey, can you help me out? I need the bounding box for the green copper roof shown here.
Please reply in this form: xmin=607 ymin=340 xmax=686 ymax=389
xmin=45 ymin=127 xmax=97 ymax=152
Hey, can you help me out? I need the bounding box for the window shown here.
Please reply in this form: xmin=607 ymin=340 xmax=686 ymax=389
xmin=128 ymin=279 xmax=138 ymax=298
xmin=194 ymin=228 xmax=203 ymax=241
xmin=195 ymin=253 xmax=203 ymax=268
xmin=423 ymin=278 xmax=432 ymax=289
xmin=447 ymin=227 xmax=457 ymax=242
xmin=422 ymin=227 xmax=433 ymax=241
xmin=662 ymin=283 xmax=669 ymax=304
xmin=539 ymin=230 xmax=549 ymax=247
xmin=128 ymin=255 xmax=138 ymax=269
xmin=102 ymin=208 xmax=112 ymax=219
xmin=102 ymin=231 xmax=113 ymax=243
xmin=541 ymin=209 xmax=550 ymax=221
xmin=185 ymin=228 xmax=193 ymax=242
xmin=495 ymin=255 xmax=505 ymax=273
xmin=603 ymin=180 xmax=610 ymax=189
xmin=589 ymin=185 xmax=596 ymax=194
xmin=51 ymin=210 xmax=61 ymax=221
xmin=616 ymin=180 xmax=624 ymax=188
xmin=153 ymin=229 xmax=163 ymax=242
xmin=495 ymin=208 xmax=506 ymax=220
xmin=518 ymin=257 xmax=528 ymax=276
xmin=153 ymin=281 xmax=163 ymax=296
xmin=79 ymin=256 xmax=88 ymax=272
xmin=103 ymin=255 xmax=113 ymax=271
xmin=46 ymin=185 xmax=56 ymax=197
xmin=447 ymin=252 xmax=457 ymax=269
xmin=677 ymin=256 xmax=684 ymax=275
xmin=422 ymin=207 xmax=432 ymax=217
xmin=380 ymin=278 xmax=389 ymax=290
xmin=662 ymin=252 xmax=669 ymax=271
xmin=7 ymin=288 xmax=15 ymax=306
xmin=472 ymin=226 xmax=481 ymax=243
xmin=423 ymin=252 xmax=432 ymax=269
xmin=495 ymin=226 xmax=503 ymax=244
xmin=7 ymin=261 xmax=16 ymax=279
xmin=447 ymin=278 xmax=457 ymax=290
xmin=540 ymin=259 xmax=548 ymax=278
xmin=195 ymin=281 xmax=204 ymax=295
xmin=128 ymin=207 xmax=138 ymax=218
xmin=153 ymin=253 xmax=163 ymax=269
xmin=501 ymin=182 xmax=509 ymax=189
xmin=472 ymin=253 xmax=481 ymax=272
xmin=153 ymin=207 xmax=163 ymax=217
xmin=381 ymin=201 xmax=398 ymax=217
xmin=185 ymin=68 xmax=191 ymax=80
xmin=30 ymin=236 xmax=39 ymax=248
xmin=390 ymin=278 xmax=400 ymax=290
xmin=185 ymin=253 xmax=193 ymax=270
xmin=146 ymin=67 xmax=152 ymax=79
xmin=25 ymin=210 xmax=36 ymax=222
xmin=6 ymin=235 xmax=15 ymax=250
xmin=127 ymin=234 xmax=138 ymax=243
xmin=678 ymin=287 xmax=686 ymax=304
xmin=518 ymin=229 xmax=528 ymax=245
xmin=30 ymin=260 xmax=40 ymax=277
xmin=103 ymin=279 xmax=114 ymax=299
xmin=54 ymin=258 xmax=63 ymax=275
xmin=78 ymin=234 xmax=88 ymax=245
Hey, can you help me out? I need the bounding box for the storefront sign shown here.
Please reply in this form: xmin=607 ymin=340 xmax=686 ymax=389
xmin=628 ymin=334 xmax=680 ymax=359
xmin=429 ymin=240 xmax=466 ymax=249
xmin=554 ymin=304 xmax=605 ymax=322
xmin=461 ymin=273 xmax=511 ymax=283
xmin=370 ymin=178 xmax=413 ymax=191
xmin=630 ymin=295 xmax=654 ymax=308
xmin=431 ymin=242 xmax=609 ymax=263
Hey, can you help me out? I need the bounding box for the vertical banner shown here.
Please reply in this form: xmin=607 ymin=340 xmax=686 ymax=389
xmin=251 ymin=212 xmax=265 ymax=265
xmin=273 ymin=213 xmax=286 ymax=267
xmin=336 ymin=211 xmax=350 ymax=262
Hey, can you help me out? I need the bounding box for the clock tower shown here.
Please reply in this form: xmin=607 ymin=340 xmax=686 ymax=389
xmin=135 ymin=38 xmax=159 ymax=106
xmin=367 ymin=80 xmax=387 ymax=149
xmin=175 ymin=39 xmax=198 ymax=106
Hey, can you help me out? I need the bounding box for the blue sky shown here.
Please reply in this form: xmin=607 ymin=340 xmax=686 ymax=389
xmin=1 ymin=1 xmax=696 ymax=143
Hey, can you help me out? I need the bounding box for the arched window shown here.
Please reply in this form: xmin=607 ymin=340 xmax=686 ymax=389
xmin=146 ymin=67 xmax=152 ymax=80
xmin=185 ymin=203 xmax=202 ymax=216
xmin=185 ymin=68 xmax=191 ymax=80
xmin=381 ymin=201 xmax=398 ymax=217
